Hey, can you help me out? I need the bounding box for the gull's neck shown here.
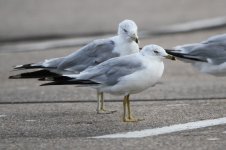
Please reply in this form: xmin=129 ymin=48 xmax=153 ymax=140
xmin=118 ymin=34 xmax=133 ymax=43
xmin=111 ymin=35 xmax=139 ymax=56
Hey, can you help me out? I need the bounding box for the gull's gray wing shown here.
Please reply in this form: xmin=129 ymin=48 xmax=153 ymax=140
xmin=10 ymin=39 xmax=117 ymax=79
xmin=57 ymin=39 xmax=118 ymax=73
xmin=77 ymin=54 xmax=143 ymax=85
xmin=173 ymin=34 xmax=226 ymax=64
xmin=203 ymin=34 xmax=226 ymax=44
xmin=35 ymin=57 xmax=64 ymax=68
xmin=188 ymin=43 xmax=226 ymax=64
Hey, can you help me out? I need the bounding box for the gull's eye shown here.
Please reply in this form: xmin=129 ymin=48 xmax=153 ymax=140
xmin=123 ymin=29 xmax=128 ymax=33
xmin=154 ymin=50 xmax=159 ymax=54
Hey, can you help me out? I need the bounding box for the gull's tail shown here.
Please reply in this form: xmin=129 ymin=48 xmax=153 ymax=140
xmin=9 ymin=70 xmax=59 ymax=79
xmin=165 ymin=49 xmax=207 ymax=62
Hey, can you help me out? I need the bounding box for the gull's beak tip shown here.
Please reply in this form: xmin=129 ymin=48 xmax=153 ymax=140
xmin=135 ymin=38 xmax=139 ymax=44
xmin=165 ymin=55 xmax=176 ymax=61
xmin=130 ymin=33 xmax=139 ymax=44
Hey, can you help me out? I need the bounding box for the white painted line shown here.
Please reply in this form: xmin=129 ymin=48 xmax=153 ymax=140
xmin=166 ymin=104 xmax=189 ymax=107
xmin=222 ymin=131 xmax=226 ymax=134
xmin=0 ymin=115 xmax=7 ymax=118
xmin=207 ymin=137 xmax=220 ymax=141
xmin=93 ymin=117 xmax=226 ymax=139
xmin=25 ymin=119 xmax=36 ymax=122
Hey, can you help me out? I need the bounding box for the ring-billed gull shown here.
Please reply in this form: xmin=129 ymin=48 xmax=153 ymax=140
xmin=9 ymin=19 xmax=140 ymax=114
xmin=41 ymin=44 xmax=175 ymax=122
xmin=165 ymin=34 xmax=226 ymax=76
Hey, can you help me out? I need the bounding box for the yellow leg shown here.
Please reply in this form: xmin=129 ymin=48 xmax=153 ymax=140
xmin=100 ymin=92 xmax=105 ymax=110
xmin=97 ymin=91 xmax=116 ymax=114
xmin=123 ymin=95 xmax=127 ymax=121
xmin=123 ymin=94 xmax=144 ymax=122
xmin=96 ymin=91 xmax=101 ymax=113
xmin=126 ymin=95 xmax=133 ymax=120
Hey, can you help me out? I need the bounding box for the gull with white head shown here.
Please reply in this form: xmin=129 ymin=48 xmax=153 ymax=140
xmin=41 ymin=44 xmax=175 ymax=122
xmin=9 ymin=19 xmax=140 ymax=114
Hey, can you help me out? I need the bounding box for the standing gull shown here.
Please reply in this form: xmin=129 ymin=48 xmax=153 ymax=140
xmin=9 ymin=19 xmax=140 ymax=113
xmin=41 ymin=45 xmax=175 ymax=122
xmin=165 ymin=34 xmax=226 ymax=76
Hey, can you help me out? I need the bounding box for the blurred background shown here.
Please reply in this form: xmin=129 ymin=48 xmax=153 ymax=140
xmin=0 ymin=0 xmax=226 ymax=42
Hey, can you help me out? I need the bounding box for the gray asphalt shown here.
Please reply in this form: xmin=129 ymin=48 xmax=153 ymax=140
xmin=1 ymin=28 xmax=226 ymax=150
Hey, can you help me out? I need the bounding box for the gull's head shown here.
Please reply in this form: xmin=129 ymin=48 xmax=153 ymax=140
xmin=118 ymin=19 xmax=139 ymax=43
xmin=141 ymin=44 xmax=176 ymax=60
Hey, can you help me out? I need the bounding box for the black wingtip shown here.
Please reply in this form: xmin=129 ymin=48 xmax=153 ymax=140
xmin=40 ymin=80 xmax=100 ymax=86
xmin=13 ymin=64 xmax=33 ymax=70
xmin=9 ymin=70 xmax=60 ymax=80
xmin=9 ymin=74 xmax=21 ymax=79
xmin=40 ymin=76 xmax=76 ymax=86
xmin=165 ymin=49 xmax=180 ymax=55
xmin=13 ymin=63 xmax=47 ymax=70
xmin=38 ymin=76 xmax=73 ymax=81
xmin=165 ymin=49 xmax=176 ymax=52
xmin=165 ymin=49 xmax=207 ymax=62
xmin=38 ymin=77 xmax=55 ymax=81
